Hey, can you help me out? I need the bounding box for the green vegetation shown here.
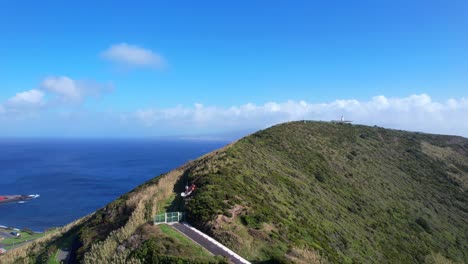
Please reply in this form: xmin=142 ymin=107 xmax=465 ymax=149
xmin=158 ymin=224 xmax=212 ymax=258
xmin=46 ymin=250 xmax=60 ymax=264
xmin=158 ymin=193 xmax=177 ymax=214
xmin=183 ymin=122 xmax=468 ymax=263
xmin=0 ymin=215 xmax=90 ymax=264
xmin=2 ymin=121 xmax=467 ymax=264
xmin=131 ymin=236 xmax=227 ymax=264
xmin=128 ymin=224 xmax=226 ymax=263
xmin=46 ymin=230 xmax=77 ymax=263
xmin=1 ymin=231 xmax=47 ymax=245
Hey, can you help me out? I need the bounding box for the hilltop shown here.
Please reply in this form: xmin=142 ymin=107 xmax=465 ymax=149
xmin=2 ymin=121 xmax=467 ymax=263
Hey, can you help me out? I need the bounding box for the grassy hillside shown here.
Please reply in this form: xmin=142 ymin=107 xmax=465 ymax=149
xmin=183 ymin=122 xmax=468 ymax=263
xmin=2 ymin=121 xmax=467 ymax=264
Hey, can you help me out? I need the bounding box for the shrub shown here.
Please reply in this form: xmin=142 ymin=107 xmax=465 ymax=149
xmin=415 ymin=217 xmax=432 ymax=233
xmin=21 ymin=228 xmax=35 ymax=235
xmin=315 ymin=172 xmax=326 ymax=182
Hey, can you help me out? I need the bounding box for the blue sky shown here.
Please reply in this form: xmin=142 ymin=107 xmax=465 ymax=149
xmin=1 ymin=0 xmax=467 ymax=137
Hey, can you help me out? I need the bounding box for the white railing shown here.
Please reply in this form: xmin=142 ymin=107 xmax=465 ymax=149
xmin=154 ymin=212 xmax=184 ymax=224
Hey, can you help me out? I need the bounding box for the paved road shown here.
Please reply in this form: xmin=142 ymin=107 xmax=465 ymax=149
xmin=0 ymin=231 xmax=14 ymax=239
xmin=171 ymin=223 xmax=250 ymax=264
xmin=57 ymin=249 xmax=70 ymax=263
xmin=0 ymin=230 xmax=13 ymax=249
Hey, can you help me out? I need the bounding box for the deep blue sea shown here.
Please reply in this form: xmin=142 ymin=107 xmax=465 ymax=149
xmin=0 ymin=139 xmax=228 ymax=231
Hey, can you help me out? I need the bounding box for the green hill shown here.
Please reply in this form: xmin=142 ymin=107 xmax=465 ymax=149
xmin=2 ymin=121 xmax=467 ymax=264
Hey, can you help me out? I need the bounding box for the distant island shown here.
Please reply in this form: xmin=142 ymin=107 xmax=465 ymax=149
xmin=1 ymin=121 xmax=467 ymax=264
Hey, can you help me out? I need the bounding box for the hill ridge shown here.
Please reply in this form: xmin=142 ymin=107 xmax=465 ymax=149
xmin=2 ymin=121 xmax=467 ymax=264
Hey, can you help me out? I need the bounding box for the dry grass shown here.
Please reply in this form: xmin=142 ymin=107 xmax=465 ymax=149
xmin=0 ymin=214 xmax=92 ymax=264
xmin=286 ymin=248 xmax=328 ymax=264
xmin=0 ymin=143 xmax=233 ymax=264
xmin=83 ymin=169 xmax=184 ymax=264
xmin=0 ymin=140 xmax=231 ymax=264
xmin=425 ymin=252 xmax=457 ymax=264
xmin=421 ymin=142 xmax=468 ymax=189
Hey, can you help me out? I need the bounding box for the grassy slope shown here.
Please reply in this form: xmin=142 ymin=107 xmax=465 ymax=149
xmin=129 ymin=224 xmax=223 ymax=263
xmin=156 ymin=224 xmax=212 ymax=258
xmin=3 ymin=121 xmax=467 ymax=264
xmin=1 ymin=232 xmax=47 ymax=245
xmin=183 ymin=122 xmax=467 ymax=263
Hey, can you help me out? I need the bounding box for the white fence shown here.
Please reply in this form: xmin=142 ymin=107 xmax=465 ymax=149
xmin=154 ymin=212 xmax=185 ymax=224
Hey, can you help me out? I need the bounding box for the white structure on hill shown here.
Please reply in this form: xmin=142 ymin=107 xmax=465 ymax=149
xmin=332 ymin=115 xmax=352 ymax=123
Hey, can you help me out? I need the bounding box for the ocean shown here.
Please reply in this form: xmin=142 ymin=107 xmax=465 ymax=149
xmin=0 ymin=138 xmax=228 ymax=231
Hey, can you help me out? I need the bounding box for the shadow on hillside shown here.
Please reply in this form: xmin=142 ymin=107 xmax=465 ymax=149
xmin=166 ymin=170 xmax=191 ymax=213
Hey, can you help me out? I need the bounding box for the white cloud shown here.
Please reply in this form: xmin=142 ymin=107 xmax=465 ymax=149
xmin=5 ymin=89 xmax=45 ymax=109
xmin=0 ymin=77 xmax=112 ymax=117
xmin=41 ymin=76 xmax=81 ymax=101
xmin=2 ymin=92 xmax=467 ymax=137
xmin=40 ymin=76 xmax=113 ymax=103
xmin=0 ymin=89 xmax=45 ymax=117
xmin=101 ymin=43 xmax=165 ymax=69
xmin=133 ymin=94 xmax=468 ymax=136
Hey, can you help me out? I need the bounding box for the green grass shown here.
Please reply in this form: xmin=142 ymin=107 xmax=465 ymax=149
xmin=158 ymin=193 xmax=177 ymax=214
xmin=46 ymin=250 xmax=60 ymax=264
xmin=158 ymin=224 xmax=212 ymax=258
xmin=182 ymin=121 xmax=468 ymax=263
xmin=1 ymin=231 xmax=46 ymax=245
xmin=45 ymin=232 xmax=76 ymax=263
xmin=55 ymin=232 xmax=75 ymax=249
xmin=130 ymin=224 xmax=225 ymax=263
xmin=11 ymin=121 xmax=467 ymax=264
xmin=3 ymin=244 xmax=16 ymax=250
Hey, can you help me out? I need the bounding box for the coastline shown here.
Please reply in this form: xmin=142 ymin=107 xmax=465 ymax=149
xmin=0 ymin=195 xmax=42 ymax=233
xmin=0 ymin=225 xmax=43 ymax=234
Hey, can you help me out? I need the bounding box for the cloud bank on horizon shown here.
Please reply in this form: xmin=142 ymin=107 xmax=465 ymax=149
xmin=0 ymin=42 xmax=466 ymax=137
xmin=134 ymin=93 xmax=468 ymax=137
xmin=1 ymin=91 xmax=467 ymax=137
xmin=2 ymin=0 xmax=468 ymax=138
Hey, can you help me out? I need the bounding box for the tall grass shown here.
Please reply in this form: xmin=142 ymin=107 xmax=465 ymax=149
xmin=1 ymin=215 xmax=92 ymax=264
xmin=83 ymin=169 xmax=183 ymax=264
xmin=286 ymin=248 xmax=328 ymax=264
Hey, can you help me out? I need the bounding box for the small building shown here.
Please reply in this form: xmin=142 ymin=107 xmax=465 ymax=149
xmin=10 ymin=231 xmax=20 ymax=237
xmin=0 ymin=248 xmax=7 ymax=254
